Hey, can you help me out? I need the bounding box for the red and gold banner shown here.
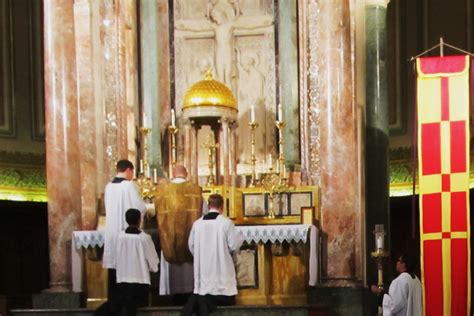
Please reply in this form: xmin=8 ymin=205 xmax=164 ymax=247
xmin=417 ymin=55 xmax=471 ymax=316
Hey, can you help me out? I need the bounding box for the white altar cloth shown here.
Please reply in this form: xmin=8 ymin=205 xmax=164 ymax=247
xmin=71 ymin=224 xmax=319 ymax=293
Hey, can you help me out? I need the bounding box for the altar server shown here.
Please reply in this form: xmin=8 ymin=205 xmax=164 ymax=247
xmin=103 ymin=159 xmax=146 ymax=300
xmin=372 ymin=254 xmax=422 ymax=316
xmin=183 ymin=193 xmax=243 ymax=315
xmin=95 ymin=208 xmax=159 ymax=316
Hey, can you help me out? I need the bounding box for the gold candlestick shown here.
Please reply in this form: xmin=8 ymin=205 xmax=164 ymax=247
xmin=136 ymin=127 xmax=155 ymax=200
xmin=202 ymin=134 xmax=219 ymax=186
xmin=168 ymin=124 xmax=179 ymax=167
xmin=371 ymin=225 xmax=389 ymax=288
xmin=248 ymin=121 xmax=259 ymax=187
xmin=275 ymin=120 xmax=287 ymax=185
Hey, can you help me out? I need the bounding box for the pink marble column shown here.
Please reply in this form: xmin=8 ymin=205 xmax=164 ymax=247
xmin=44 ymin=0 xmax=82 ymax=291
xmin=190 ymin=125 xmax=199 ymax=184
xmin=308 ymin=0 xmax=362 ymax=284
xmin=74 ymin=0 xmax=98 ymax=230
xmin=183 ymin=120 xmax=192 ymax=175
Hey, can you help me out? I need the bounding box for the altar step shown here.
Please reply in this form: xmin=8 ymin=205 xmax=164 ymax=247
xmin=11 ymin=305 xmax=329 ymax=316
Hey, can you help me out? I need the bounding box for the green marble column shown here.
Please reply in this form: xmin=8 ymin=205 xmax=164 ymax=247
xmin=139 ymin=0 xmax=163 ymax=175
xmin=278 ymin=0 xmax=299 ymax=169
xmin=365 ymin=0 xmax=390 ymax=287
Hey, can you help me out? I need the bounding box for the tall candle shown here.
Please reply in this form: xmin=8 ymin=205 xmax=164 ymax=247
xmin=278 ymin=103 xmax=283 ymax=122
xmin=250 ymin=105 xmax=255 ymax=123
xmin=140 ymin=159 xmax=144 ymax=173
xmin=143 ymin=111 xmax=147 ymax=128
xmin=268 ymin=154 xmax=272 ymax=168
xmin=376 ymin=235 xmax=384 ymax=250
xmin=153 ymin=168 xmax=157 ymax=183
xmin=171 ymin=108 xmax=176 ymax=126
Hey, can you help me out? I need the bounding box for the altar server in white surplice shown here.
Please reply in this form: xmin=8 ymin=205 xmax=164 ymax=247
xmin=183 ymin=193 xmax=243 ymax=315
xmin=95 ymin=208 xmax=159 ymax=316
xmin=371 ymin=254 xmax=422 ymax=316
xmin=103 ymin=159 xmax=146 ymax=300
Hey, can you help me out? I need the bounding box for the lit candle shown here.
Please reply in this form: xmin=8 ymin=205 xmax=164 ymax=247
xmin=283 ymin=166 xmax=287 ymax=179
xmin=278 ymin=103 xmax=283 ymax=122
xmin=171 ymin=108 xmax=176 ymax=126
xmin=147 ymin=165 xmax=151 ymax=179
xmin=142 ymin=111 xmax=147 ymax=128
xmin=140 ymin=159 xmax=144 ymax=173
xmin=250 ymin=105 xmax=255 ymax=123
xmin=268 ymin=154 xmax=272 ymax=168
xmin=276 ymin=160 xmax=280 ymax=173
xmin=153 ymin=168 xmax=157 ymax=183
xmin=376 ymin=235 xmax=384 ymax=250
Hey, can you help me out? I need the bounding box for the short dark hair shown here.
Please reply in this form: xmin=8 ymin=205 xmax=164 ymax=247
xmin=208 ymin=193 xmax=224 ymax=209
xmin=116 ymin=159 xmax=134 ymax=172
xmin=399 ymin=253 xmax=418 ymax=274
xmin=125 ymin=208 xmax=141 ymax=226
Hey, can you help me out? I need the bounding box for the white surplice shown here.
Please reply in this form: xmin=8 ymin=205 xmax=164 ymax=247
xmin=189 ymin=210 xmax=244 ymax=296
xmin=116 ymin=231 xmax=159 ymax=284
xmin=103 ymin=179 xmax=146 ymax=269
xmin=382 ymin=272 xmax=422 ymax=316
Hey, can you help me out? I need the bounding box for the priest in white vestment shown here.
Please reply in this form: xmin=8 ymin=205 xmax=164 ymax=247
xmin=103 ymin=159 xmax=147 ymax=300
xmin=372 ymin=254 xmax=423 ymax=316
xmin=183 ymin=193 xmax=244 ymax=315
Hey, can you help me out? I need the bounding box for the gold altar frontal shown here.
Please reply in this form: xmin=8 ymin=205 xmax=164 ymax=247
xmin=235 ymin=240 xmax=310 ymax=305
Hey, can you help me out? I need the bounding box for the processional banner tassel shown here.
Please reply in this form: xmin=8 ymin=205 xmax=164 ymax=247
xmin=417 ymin=55 xmax=471 ymax=316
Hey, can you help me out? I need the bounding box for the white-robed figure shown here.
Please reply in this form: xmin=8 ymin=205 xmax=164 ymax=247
xmin=103 ymin=159 xmax=146 ymax=300
xmin=95 ymin=208 xmax=159 ymax=316
xmin=183 ymin=193 xmax=244 ymax=316
xmin=372 ymin=254 xmax=423 ymax=316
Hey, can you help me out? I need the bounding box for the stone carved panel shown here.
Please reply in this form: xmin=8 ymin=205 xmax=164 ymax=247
xmin=173 ymin=0 xmax=276 ymax=176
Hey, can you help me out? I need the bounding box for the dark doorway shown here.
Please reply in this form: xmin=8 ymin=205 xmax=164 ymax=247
xmin=0 ymin=200 xmax=49 ymax=309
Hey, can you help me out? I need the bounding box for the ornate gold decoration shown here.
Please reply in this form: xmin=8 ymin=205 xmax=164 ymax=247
xmin=135 ymin=127 xmax=156 ymax=200
xmin=202 ymin=134 xmax=219 ymax=186
xmin=183 ymin=71 xmax=237 ymax=110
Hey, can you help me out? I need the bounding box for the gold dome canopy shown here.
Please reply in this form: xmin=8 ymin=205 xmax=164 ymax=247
xmin=182 ymin=72 xmax=237 ymax=110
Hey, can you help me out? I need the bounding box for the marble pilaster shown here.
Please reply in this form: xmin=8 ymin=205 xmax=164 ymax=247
xmin=278 ymin=0 xmax=300 ymax=169
xmin=100 ymin=0 xmax=138 ymax=181
xmin=44 ymin=0 xmax=82 ymax=291
xmin=365 ymin=0 xmax=390 ymax=286
xmin=74 ymin=0 xmax=98 ymax=230
xmin=304 ymin=0 xmax=363 ymax=284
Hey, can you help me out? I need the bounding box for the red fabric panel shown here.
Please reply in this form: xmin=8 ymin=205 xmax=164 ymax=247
xmin=424 ymin=239 xmax=444 ymax=316
xmin=441 ymin=78 xmax=450 ymax=121
xmin=451 ymin=191 xmax=468 ymax=232
xmin=421 ymin=123 xmax=441 ymax=175
xmin=419 ymin=55 xmax=466 ymax=74
xmin=442 ymin=174 xmax=451 ymax=192
xmin=422 ymin=193 xmax=442 ymax=233
xmin=450 ymin=120 xmax=467 ymax=173
xmin=451 ymin=238 xmax=468 ymax=316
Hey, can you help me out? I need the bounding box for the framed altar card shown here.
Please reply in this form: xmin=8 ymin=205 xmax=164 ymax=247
xmin=289 ymin=192 xmax=312 ymax=215
xmin=300 ymin=206 xmax=315 ymax=225
xmin=243 ymin=193 xmax=266 ymax=217
xmin=234 ymin=246 xmax=258 ymax=289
